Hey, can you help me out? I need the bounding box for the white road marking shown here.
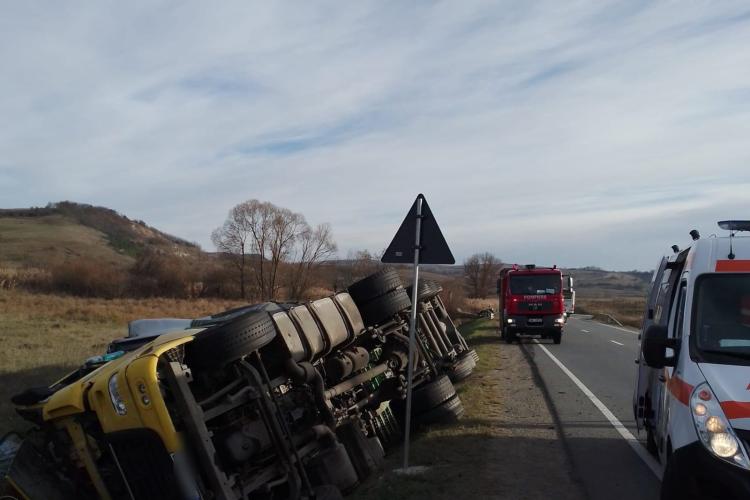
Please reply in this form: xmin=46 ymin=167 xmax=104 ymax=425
xmin=581 ymin=329 xmax=590 ymax=333
xmin=568 ymin=317 xmax=639 ymax=335
xmin=532 ymin=340 xmax=663 ymax=480
xmin=610 ymin=340 xmax=624 ymax=346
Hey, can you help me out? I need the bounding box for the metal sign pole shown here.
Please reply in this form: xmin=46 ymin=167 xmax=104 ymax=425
xmin=402 ymin=196 xmax=423 ymax=470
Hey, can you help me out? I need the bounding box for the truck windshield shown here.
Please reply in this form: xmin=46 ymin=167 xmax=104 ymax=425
xmin=509 ymin=275 xmax=561 ymax=295
xmin=694 ymin=275 xmax=750 ymax=361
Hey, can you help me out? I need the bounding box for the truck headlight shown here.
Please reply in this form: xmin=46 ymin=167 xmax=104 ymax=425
xmin=507 ymin=318 xmax=515 ymax=324
xmin=691 ymin=382 xmax=748 ymax=468
xmin=554 ymin=317 xmax=565 ymax=326
xmin=108 ymin=373 xmax=128 ymax=416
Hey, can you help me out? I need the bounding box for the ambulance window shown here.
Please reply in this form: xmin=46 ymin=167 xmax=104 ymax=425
xmin=672 ymin=284 xmax=687 ymax=339
xmin=653 ymin=269 xmax=673 ymax=326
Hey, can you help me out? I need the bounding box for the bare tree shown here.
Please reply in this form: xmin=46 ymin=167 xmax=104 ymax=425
xmin=464 ymin=252 xmax=503 ymax=298
xmin=211 ymin=204 xmax=253 ymax=298
xmin=286 ymin=223 xmax=337 ymax=300
xmin=213 ymin=200 xmax=337 ymax=300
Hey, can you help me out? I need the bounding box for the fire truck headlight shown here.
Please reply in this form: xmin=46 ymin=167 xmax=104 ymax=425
xmin=507 ymin=318 xmax=515 ymax=324
xmin=691 ymin=382 xmax=749 ymax=469
xmin=554 ymin=317 xmax=565 ymax=326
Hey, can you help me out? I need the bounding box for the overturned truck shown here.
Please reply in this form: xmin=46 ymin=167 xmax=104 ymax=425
xmin=4 ymin=269 xmax=477 ymax=500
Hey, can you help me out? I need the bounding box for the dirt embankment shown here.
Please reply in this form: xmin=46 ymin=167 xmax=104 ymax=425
xmin=351 ymin=321 xmax=585 ymax=500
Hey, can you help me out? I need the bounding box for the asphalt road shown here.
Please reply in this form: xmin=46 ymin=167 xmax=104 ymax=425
xmin=518 ymin=316 xmax=662 ymax=500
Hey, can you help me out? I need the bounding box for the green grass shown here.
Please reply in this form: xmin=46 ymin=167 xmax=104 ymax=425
xmin=350 ymin=320 xmax=500 ymax=500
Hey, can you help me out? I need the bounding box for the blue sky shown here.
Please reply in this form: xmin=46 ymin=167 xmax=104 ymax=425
xmin=1 ymin=1 xmax=750 ymax=271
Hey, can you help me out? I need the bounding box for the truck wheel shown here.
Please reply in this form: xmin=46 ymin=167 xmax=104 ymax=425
xmin=553 ymin=331 xmax=562 ymax=344
xmin=357 ymin=288 xmax=411 ymax=327
xmin=187 ymin=311 xmax=277 ymax=369
xmin=500 ymin=325 xmax=507 ymax=340
xmin=416 ymin=395 xmax=465 ymax=425
xmin=348 ymin=269 xmax=403 ymax=305
xmin=391 ymin=375 xmax=457 ymax=418
xmin=449 ymin=352 xmax=476 ymax=382
xmin=505 ymin=330 xmax=516 ymax=344
xmin=406 ymin=280 xmax=443 ymax=303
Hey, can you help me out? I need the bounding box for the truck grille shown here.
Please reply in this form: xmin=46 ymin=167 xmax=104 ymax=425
xmin=519 ymin=301 xmax=553 ymax=312
xmin=108 ymin=430 xmax=181 ymax=500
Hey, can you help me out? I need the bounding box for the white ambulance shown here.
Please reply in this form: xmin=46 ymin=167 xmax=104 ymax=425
xmin=634 ymin=221 xmax=750 ymax=499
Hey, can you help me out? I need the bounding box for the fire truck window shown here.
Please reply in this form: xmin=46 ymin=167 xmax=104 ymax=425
xmin=509 ymin=275 xmax=561 ymax=295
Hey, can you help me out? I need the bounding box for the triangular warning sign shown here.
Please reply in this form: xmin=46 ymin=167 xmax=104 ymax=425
xmin=381 ymin=194 xmax=455 ymax=264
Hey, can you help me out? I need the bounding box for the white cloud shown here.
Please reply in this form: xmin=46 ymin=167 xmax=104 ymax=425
xmin=1 ymin=1 xmax=750 ymax=270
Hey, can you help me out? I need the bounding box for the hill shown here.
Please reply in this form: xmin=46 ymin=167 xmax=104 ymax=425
xmin=0 ymin=202 xmax=199 ymax=270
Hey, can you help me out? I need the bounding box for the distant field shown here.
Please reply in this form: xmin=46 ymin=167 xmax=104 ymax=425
xmin=0 ymin=290 xmax=246 ymax=432
xmin=0 ymin=215 xmax=132 ymax=269
xmin=575 ymin=296 xmax=646 ymax=328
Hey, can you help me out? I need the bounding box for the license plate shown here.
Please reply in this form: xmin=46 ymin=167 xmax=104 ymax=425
xmin=528 ymin=318 xmax=543 ymax=324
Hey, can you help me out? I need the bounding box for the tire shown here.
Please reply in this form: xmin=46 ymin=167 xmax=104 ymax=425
xmin=500 ymin=325 xmax=507 ymax=340
xmin=406 ymin=280 xmax=443 ymax=303
xmin=553 ymin=331 xmax=562 ymax=344
xmin=187 ymin=311 xmax=277 ymax=369
xmin=505 ymin=329 xmax=516 ymax=344
xmin=348 ymin=268 xmax=403 ymax=305
xmin=391 ymin=375 xmax=456 ymax=415
xmin=449 ymin=352 xmax=476 ymax=382
xmin=416 ymin=395 xmax=465 ymax=425
xmin=358 ymin=288 xmax=411 ymax=327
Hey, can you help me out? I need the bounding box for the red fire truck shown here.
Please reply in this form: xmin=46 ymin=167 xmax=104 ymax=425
xmin=497 ymin=264 xmax=565 ymax=344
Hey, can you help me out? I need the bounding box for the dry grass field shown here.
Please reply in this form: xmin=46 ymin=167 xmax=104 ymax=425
xmin=0 ymin=290 xmax=246 ymax=432
xmin=575 ymin=296 xmax=646 ymax=328
xmin=0 ymin=215 xmax=132 ymax=270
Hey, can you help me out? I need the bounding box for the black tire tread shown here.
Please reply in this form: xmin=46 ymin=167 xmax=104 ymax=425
xmin=416 ymin=395 xmax=465 ymax=425
xmin=348 ymin=269 xmax=403 ymax=305
xmin=449 ymin=353 xmax=476 ymax=382
xmin=188 ymin=311 xmax=276 ymax=368
xmin=358 ymin=288 xmax=411 ymax=327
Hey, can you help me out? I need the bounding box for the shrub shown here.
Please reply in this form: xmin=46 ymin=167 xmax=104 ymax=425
xmin=50 ymin=259 xmax=127 ymax=298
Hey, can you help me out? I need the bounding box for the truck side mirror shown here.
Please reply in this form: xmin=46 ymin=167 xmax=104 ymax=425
xmin=642 ymin=324 xmax=677 ymax=368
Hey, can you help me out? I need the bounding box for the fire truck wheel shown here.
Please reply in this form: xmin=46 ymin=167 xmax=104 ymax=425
xmin=187 ymin=311 xmax=277 ymax=369
xmin=348 ymin=268 xmax=403 ymax=305
xmin=357 ymin=288 xmax=411 ymax=327
xmin=449 ymin=352 xmax=476 ymax=382
xmin=552 ymin=331 xmax=562 ymax=344
xmin=505 ymin=329 xmax=517 ymax=344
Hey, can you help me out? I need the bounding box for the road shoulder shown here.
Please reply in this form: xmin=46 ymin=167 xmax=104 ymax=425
xmin=351 ymin=320 xmax=585 ymax=500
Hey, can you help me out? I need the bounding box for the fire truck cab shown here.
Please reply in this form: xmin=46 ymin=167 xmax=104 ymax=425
xmin=497 ymin=264 xmax=565 ymax=344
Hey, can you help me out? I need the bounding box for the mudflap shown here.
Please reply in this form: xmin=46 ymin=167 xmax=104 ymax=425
xmin=2 ymin=435 xmax=75 ymax=500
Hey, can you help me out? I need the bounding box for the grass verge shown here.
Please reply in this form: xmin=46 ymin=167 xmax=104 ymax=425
xmin=349 ymin=320 xmax=582 ymax=500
